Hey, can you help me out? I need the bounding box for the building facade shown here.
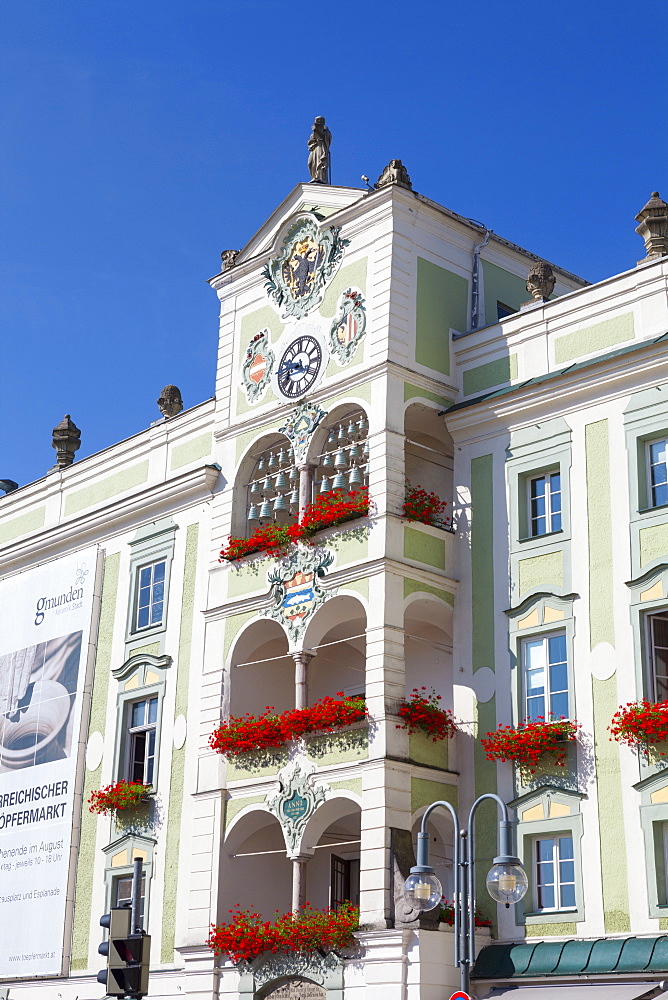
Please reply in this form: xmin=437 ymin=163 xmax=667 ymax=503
xmin=0 ymin=170 xmax=666 ymax=1000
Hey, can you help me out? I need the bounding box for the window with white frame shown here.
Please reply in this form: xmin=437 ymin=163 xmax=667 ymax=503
xmin=528 ymin=472 xmax=562 ymax=536
xmin=135 ymin=561 xmax=166 ymax=630
xmin=126 ymin=696 xmax=158 ymax=785
xmin=523 ymin=632 xmax=569 ymax=721
xmin=330 ymin=855 xmax=360 ymax=911
xmin=114 ymin=873 xmax=146 ymax=920
xmin=648 ymin=611 xmax=668 ymax=701
xmin=647 ymin=438 xmax=668 ymax=509
xmin=534 ymin=835 xmax=576 ymax=911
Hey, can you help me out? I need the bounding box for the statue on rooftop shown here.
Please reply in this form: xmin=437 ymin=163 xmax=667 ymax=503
xmin=526 ymin=261 xmax=556 ymax=302
xmin=376 ymin=159 xmax=412 ymax=191
xmin=307 ymin=116 xmax=331 ymax=184
xmin=157 ymin=385 xmax=183 ymax=418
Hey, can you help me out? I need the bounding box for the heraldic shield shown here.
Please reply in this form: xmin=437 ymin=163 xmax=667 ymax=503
xmin=328 ymin=287 xmax=367 ymax=365
xmin=242 ymin=328 xmax=275 ymax=403
xmin=262 ymin=215 xmax=348 ymax=320
xmin=262 ymin=546 xmax=336 ymax=642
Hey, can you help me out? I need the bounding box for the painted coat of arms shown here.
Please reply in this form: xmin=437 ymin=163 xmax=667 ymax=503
xmin=242 ymin=328 xmax=275 ymax=403
xmin=263 ymin=547 xmax=336 ymax=641
xmin=263 ymin=216 xmax=348 ymax=320
xmin=328 ymin=287 xmax=367 ymax=365
xmin=279 ymin=401 xmax=327 ymax=465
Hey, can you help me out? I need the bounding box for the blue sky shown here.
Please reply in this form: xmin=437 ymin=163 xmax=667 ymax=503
xmin=1 ymin=0 xmax=666 ymax=490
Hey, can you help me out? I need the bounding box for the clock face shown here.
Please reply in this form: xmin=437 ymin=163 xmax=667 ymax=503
xmin=277 ymin=335 xmax=323 ymax=398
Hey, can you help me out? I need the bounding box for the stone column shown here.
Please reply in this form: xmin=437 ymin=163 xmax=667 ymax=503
xmin=293 ymin=651 xmax=312 ymax=710
xmin=298 ymin=463 xmax=314 ymax=512
xmin=291 ymin=856 xmax=309 ymax=912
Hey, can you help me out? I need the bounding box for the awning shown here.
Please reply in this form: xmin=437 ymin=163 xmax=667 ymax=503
xmin=473 ymin=936 xmax=668 ymax=980
xmin=479 ymin=986 xmax=666 ymax=1000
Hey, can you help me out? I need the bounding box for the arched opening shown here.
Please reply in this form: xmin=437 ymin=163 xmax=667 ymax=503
xmin=303 ymin=596 xmax=367 ymax=703
xmin=404 ymin=402 xmax=454 ymax=528
xmin=403 ymin=597 xmax=453 ymax=712
xmin=234 ymin=432 xmax=297 ymax=538
xmin=301 ymin=798 xmax=362 ymax=911
xmin=228 ymin=619 xmax=292 ymax=718
xmin=222 ymin=809 xmax=292 ymax=919
xmin=310 ymin=404 xmax=369 ymax=498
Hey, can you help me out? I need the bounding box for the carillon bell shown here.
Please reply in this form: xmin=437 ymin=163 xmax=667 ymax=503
xmin=257 ymin=456 xmax=267 ymax=472
xmin=273 ymin=493 xmax=287 ymax=512
xmin=259 ymin=499 xmax=272 ymax=521
xmin=349 ymin=466 xmax=363 ymax=487
xmin=289 ymin=465 xmax=299 ymax=482
xmin=337 ymin=424 xmax=346 ymax=442
xmin=247 ymin=503 xmax=259 ymax=521
xmin=363 ymin=440 xmax=370 ymax=457
xmin=288 ymin=488 xmax=299 ymax=507
xmin=274 ymin=472 xmax=288 ymax=492
xmin=358 ymin=417 xmax=367 ymax=433
xmin=327 ymin=429 xmax=337 ymax=445
xmin=348 ymin=442 xmax=359 ymax=460
xmin=250 ymin=480 xmax=261 ymax=496
xmin=332 ymin=472 xmax=347 ymax=491
xmin=268 ymin=452 xmax=278 ymax=470
xmin=277 ymin=449 xmax=285 ymax=465
xmin=346 ymin=419 xmax=356 ymax=437
xmin=262 ymin=475 xmax=274 ymax=494
xmin=321 ymin=452 xmax=332 ymax=467
xmin=319 ymin=475 xmax=331 ymax=494
xmin=334 ymin=449 xmax=347 ymax=469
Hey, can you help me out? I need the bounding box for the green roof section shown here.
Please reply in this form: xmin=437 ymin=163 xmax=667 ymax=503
xmin=473 ymin=936 xmax=668 ymax=980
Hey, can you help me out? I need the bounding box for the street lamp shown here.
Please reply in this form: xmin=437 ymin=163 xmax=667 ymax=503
xmin=404 ymin=793 xmax=528 ymax=994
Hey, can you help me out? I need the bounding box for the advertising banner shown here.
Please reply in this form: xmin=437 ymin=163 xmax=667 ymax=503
xmin=0 ymin=547 xmax=99 ymax=979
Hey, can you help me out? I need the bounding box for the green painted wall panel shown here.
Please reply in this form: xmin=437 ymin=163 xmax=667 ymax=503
xmin=471 ymin=455 xmax=494 ymax=672
xmin=526 ymin=921 xmax=577 ymax=937
xmin=482 ymin=260 xmax=528 ymax=326
xmin=554 ymin=312 xmax=634 ymax=364
xmin=328 ymin=530 xmax=368 ymax=565
xmin=343 ymin=577 xmax=370 ymax=602
xmin=71 ymin=552 xmax=121 ymax=970
xmin=65 ymin=462 xmax=149 ymax=516
xmin=238 ymin=305 xmax=285 ymax=363
xmin=320 ymin=258 xmax=368 ymax=317
xmin=330 ymin=777 xmax=363 ymax=797
xmin=411 ymin=777 xmax=457 ymax=815
xmin=228 ymin=560 xmax=270 ymax=598
xmin=225 ymin=794 xmax=266 ymax=830
xmin=585 ymin=420 xmax=614 ymax=647
xmin=592 ymin=676 xmax=630 ymax=933
xmin=161 ymin=523 xmax=199 ymax=963
xmin=517 ymin=551 xmax=563 ymax=596
xmin=415 ymin=257 xmax=468 ymax=375
xmin=403 ymin=382 xmax=454 ymax=408
xmin=224 ymin=609 xmax=260 ymax=662
xmin=0 ymin=506 xmax=46 ymax=545
xmin=463 ymin=354 xmax=518 ymax=396
xmin=170 ymin=433 xmax=212 ymax=471
xmin=403 ymin=578 xmax=454 ymax=606
xmin=404 ymin=526 xmax=446 ymax=569
xmin=640 ymin=523 xmax=668 ymax=567
xmin=474 ymin=698 xmax=499 ymax=926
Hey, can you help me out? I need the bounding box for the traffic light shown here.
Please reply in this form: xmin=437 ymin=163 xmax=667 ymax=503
xmin=98 ymin=907 xmax=151 ymax=998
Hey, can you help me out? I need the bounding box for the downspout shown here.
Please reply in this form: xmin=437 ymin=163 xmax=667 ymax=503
xmin=469 ymin=221 xmax=492 ymax=331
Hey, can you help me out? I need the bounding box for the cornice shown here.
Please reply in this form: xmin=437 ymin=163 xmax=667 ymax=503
xmin=0 ymin=464 xmax=220 ymax=577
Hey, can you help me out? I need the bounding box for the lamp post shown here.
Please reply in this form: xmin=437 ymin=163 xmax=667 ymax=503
xmin=403 ymin=793 xmax=528 ymax=994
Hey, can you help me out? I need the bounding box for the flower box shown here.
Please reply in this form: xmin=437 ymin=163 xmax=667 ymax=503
xmin=403 ymin=480 xmax=451 ymax=531
xmin=609 ymin=700 xmax=668 ymax=757
xmin=207 ymin=902 xmax=359 ymax=965
xmin=220 ymin=490 xmax=372 ymax=563
xmin=480 ymin=718 xmax=579 ymax=775
xmin=396 ymin=687 xmax=457 ymax=742
xmin=439 ymin=899 xmax=492 ymax=929
xmin=88 ymin=780 xmax=153 ymax=816
xmin=209 ymin=694 xmax=368 ymax=759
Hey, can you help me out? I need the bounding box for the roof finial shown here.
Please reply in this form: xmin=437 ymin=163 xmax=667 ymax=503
xmin=52 ymin=414 xmax=81 ymax=469
xmin=307 ymin=116 xmax=331 ymax=184
xmin=635 ymin=191 xmax=668 ymax=263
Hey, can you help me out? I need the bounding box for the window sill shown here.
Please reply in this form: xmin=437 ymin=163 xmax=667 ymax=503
xmin=638 ymin=502 xmax=668 ymax=514
xmin=519 ymin=529 xmax=565 ymax=543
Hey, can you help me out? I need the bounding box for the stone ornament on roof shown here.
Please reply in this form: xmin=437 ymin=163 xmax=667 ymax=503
xmin=52 ymin=414 xmax=81 ymax=468
xmin=307 ymin=116 xmax=331 ymax=184
xmin=262 ymin=215 xmax=348 ymax=320
xmin=635 ymin=191 xmax=668 ymax=262
xmin=376 ymin=159 xmax=412 ymax=190
xmin=157 ymin=385 xmax=183 ymax=418
xmin=220 ymin=249 xmax=239 ymax=271
xmin=526 ymin=261 xmax=556 ymax=302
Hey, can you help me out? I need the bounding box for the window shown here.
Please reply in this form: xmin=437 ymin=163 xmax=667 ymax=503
xmin=330 ymin=855 xmax=360 ymax=911
xmin=647 ymin=438 xmax=668 ymax=508
xmin=534 ymin=836 xmax=576 ymax=911
xmin=135 ymin=561 xmax=165 ymax=630
xmin=523 ymin=632 xmax=568 ymax=720
xmin=648 ymin=611 xmax=668 ymax=701
xmin=114 ymin=873 xmax=146 ymax=921
xmin=497 ymin=301 xmax=515 ymax=320
xmin=127 ymin=696 xmax=158 ymax=784
xmin=528 ymin=472 xmax=562 ymax=536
